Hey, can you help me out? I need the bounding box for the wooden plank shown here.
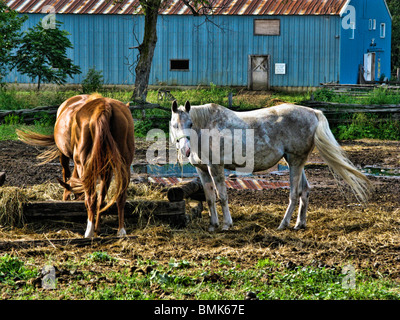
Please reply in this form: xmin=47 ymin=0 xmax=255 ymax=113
xmin=167 ymin=177 xmax=205 ymax=202
xmin=0 ymin=235 xmax=139 ymax=251
xmin=23 ymin=200 xmax=186 ymax=218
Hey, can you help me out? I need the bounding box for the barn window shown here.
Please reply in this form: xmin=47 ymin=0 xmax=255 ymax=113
xmin=254 ymin=19 xmax=280 ymax=36
xmin=380 ymin=23 xmax=386 ymax=38
xmin=170 ymin=59 xmax=189 ymax=71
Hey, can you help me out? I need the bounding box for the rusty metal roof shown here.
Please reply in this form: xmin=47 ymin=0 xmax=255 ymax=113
xmin=6 ymin=0 xmax=350 ymax=15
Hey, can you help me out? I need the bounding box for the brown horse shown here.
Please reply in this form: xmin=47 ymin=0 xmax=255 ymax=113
xmin=17 ymin=94 xmax=135 ymax=238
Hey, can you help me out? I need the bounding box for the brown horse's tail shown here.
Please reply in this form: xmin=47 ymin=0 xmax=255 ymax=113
xmin=16 ymin=129 xmax=60 ymax=165
xmin=73 ymin=101 xmax=129 ymax=214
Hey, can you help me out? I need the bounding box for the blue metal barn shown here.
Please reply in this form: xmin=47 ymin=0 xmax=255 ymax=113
xmin=4 ymin=0 xmax=392 ymax=89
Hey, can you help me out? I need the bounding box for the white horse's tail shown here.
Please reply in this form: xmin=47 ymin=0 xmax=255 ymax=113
xmin=314 ymin=110 xmax=371 ymax=203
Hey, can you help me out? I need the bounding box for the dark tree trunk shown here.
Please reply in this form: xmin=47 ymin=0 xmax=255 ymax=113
xmin=131 ymin=0 xmax=162 ymax=102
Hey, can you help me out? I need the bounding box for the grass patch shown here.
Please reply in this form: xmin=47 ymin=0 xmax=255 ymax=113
xmin=1 ymin=86 xmax=399 ymax=141
xmin=0 ymin=124 xmax=53 ymax=141
xmin=1 ymin=253 xmax=398 ymax=300
xmin=312 ymin=87 xmax=400 ymax=105
xmin=0 ymin=255 xmax=39 ymax=285
xmin=332 ymin=113 xmax=400 ymax=140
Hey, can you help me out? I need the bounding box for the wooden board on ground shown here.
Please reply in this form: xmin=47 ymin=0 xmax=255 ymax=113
xmin=0 ymin=235 xmax=139 ymax=251
xmin=22 ymin=200 xmax=187 ymax=227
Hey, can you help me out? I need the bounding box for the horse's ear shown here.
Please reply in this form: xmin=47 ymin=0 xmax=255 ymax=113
xmin=184 ymin=101 xmax=191 ymax=113
xmin=172 ymin=100 xmax=178 ymax=113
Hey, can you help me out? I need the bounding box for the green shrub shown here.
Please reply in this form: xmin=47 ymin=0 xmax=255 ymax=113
xmin=81 ymin=68 xmax=104 ymax=94
xmin=332 ymin=113 xmax=400 ymax=140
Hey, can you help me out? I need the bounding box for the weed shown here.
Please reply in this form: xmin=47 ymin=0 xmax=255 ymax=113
xmin=3 ymin=114 xmax=22 ymax=125
xmin=0 ymin=254 xmax=38 ymax=284
xmin=87 ymin=251 xmax=116 ymax=263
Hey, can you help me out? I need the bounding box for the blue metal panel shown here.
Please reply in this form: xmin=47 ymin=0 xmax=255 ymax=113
xmin=150 ymin=15 xmax=340 ymax=87
xmin=6 ymin=8 xmax=387 ymax=88
xmin=340 ymin=0 xmax=392 ymax=84
xmin=5 ymin=13 xmax=138 ymax=85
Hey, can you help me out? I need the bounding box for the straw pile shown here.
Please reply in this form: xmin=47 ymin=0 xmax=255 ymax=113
xmin=0 ymin=181 xmax=166 ymax=227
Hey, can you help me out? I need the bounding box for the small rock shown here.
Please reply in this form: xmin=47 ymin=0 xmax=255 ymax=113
xmin=245 ymin=291 xmax=259 ymax=300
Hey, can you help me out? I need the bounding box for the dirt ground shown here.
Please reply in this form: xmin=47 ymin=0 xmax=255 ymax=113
xmin=1 ymin=138 xmax=400 ymax=281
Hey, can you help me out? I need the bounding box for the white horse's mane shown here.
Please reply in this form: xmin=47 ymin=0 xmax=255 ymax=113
xmin=189 ymin=103 xmax=234 ymax=128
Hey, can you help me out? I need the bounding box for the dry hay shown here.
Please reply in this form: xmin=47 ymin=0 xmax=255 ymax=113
xmin=0 ymin=181 xmax=166 ymax=227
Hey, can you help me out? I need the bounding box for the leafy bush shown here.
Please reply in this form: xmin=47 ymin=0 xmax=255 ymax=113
xmin=313 ymin=88 xmax=336 ymax=102
xmin=81 ymin=68 xmax=104 ymax=94
xmin=332 ymin=113 xmax=400 ymax=140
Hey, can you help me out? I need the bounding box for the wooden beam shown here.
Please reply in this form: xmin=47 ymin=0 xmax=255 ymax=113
xmin=23 ymin=200 xmax=186 ymax=218
xmin=0 ymin=235 xmax=139 ymax=251
xmin=167 ymin=177 xmax=205 ymax=202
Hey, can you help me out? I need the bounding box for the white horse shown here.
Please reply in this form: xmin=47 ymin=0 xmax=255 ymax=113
xmin=170 ymin=101 xmax=370 ymax=231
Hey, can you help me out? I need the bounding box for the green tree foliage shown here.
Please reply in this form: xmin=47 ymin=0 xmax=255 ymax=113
xmin=0 ymin=1 xmax=27 ymax=83
xmin=386 ymin=0 xmax=400 ymax=71
xmin=12 ymin=19 xmax=81 ymax=90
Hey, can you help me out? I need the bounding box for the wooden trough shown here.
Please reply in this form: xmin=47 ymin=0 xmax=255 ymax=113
xmin=22 ymin=199 xmax=187 ymax=228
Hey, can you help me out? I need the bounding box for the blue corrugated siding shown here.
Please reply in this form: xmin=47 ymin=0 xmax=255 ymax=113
xmin=5 ymin=14 xmax=137 ymax=85
xmin=5 ymin=13 xmax=341 ymax=87
xmin=340 ymin=0 xmax=392 ymax=84
xmin=154 ymin=15 xmax=341 ymax=87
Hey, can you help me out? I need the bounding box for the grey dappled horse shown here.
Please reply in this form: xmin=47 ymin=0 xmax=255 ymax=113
xmin=170 ymin=101 xmax=370 ymax=231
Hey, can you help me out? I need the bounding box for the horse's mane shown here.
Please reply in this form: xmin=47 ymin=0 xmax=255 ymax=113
xmin=86 ymin=92 xmax=103 ymax=103
xmin=189 ymin=103 xmax=233 ymax=128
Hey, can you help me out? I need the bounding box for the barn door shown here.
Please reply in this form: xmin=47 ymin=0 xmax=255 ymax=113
xmin=363 ymin=52 xmax=376 ymax=82
xmin=248 ymin=55 xmax=270 ymax=90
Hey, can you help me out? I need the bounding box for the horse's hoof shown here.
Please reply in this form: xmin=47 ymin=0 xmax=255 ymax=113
xmin=222 ymin=224 xmax=232 ymax=231
xmin=277 ymin=224 xmax=288 ymax=231
xmin=208 ymin=225 xmax=217 ymax=232
xmin=294 ymin=224 xmax=306 ymax=230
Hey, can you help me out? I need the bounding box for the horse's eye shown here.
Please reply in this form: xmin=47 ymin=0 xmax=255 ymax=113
xmin=189 ymin=123 xmax=193 ymax=128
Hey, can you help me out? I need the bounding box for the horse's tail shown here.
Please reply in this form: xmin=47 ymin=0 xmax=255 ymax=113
xmin=16 ymin=129 xmax=60 ymax=165
xmin=314 ymin=110 xmax=371 ymax=203
xmin=74 ymin=101 xmax=129 ymax=214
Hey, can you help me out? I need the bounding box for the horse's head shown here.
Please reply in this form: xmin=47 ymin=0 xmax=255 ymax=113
xmin=170 ymin=100 xmax=192 ymax=158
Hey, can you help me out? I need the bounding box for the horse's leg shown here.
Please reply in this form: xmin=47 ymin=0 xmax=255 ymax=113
xmin=196 ymin=166 xmax=219 ymax=231
xmin=294 ymin=170 xmax=310 ymax=230
xmin=278 ymin=156 xmax=306 ymax=230
xmin=84 ymin=188 xmax=97 ymax=238
xmin=95 ymin=172 xmax=112 ymax=236
xmin=209 ymin=165 xmax=232 ymax=230
xmin=116 ymin=190 xmax=127 ymax=237
xmin=60 ymin=154 xmax=71 ymax=200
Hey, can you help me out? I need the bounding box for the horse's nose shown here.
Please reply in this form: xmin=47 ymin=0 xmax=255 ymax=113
xmin=186 ymin=148 xmax=191 ymax=157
